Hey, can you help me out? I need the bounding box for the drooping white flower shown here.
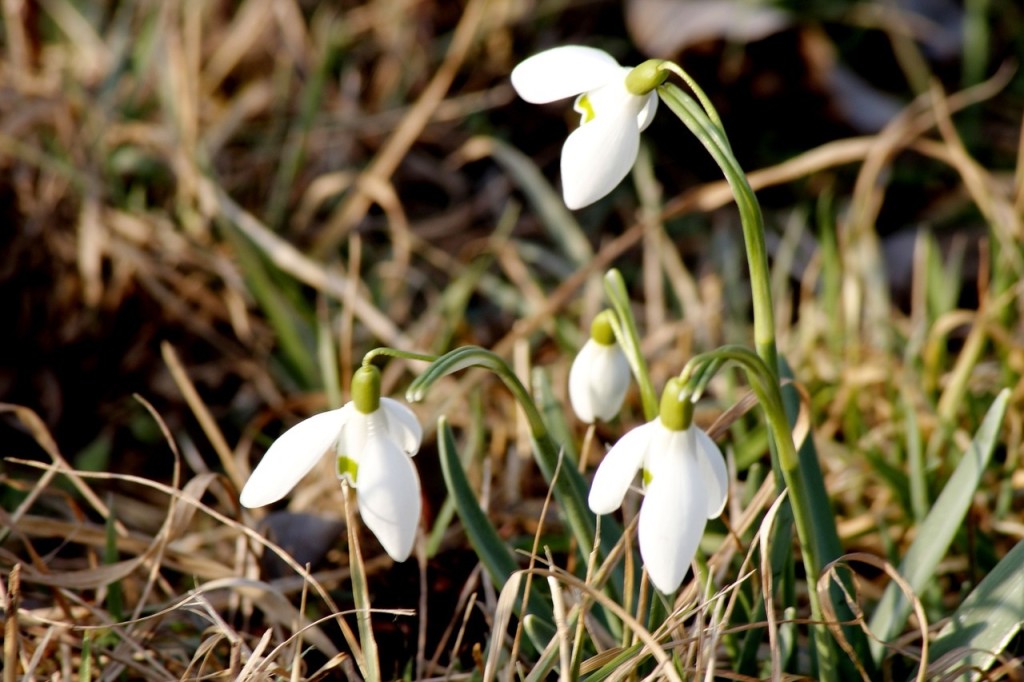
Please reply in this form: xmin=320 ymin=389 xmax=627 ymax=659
xmin=569 ymin=311 xmax=631 ymax=423
xmin=588 ymin=379 xmax=728 ymax=593
xmin=511 ymin=45 xmax=660 ymax=209
xmin=240 ymin=366 xmax=423 ymax=562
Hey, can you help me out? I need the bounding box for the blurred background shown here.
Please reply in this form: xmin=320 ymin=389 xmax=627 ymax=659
xmin=3 ymin=0 xmax=1020 ymax=467
xmin=2 ymin=0 xmax=1023 ymax=675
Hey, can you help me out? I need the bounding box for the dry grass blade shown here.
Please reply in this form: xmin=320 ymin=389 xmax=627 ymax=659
xmin=312 ymin=0 xmax=488 ymax=253
xmin=532 ymin=568 xmax=683 ymax=682
xmin=759 ymin=490 xmax=790 ymax=682
xmin=0 ymin=404 xmax=127 ymax=538
xmin=161 ymin=342 xmax=244 ymax=493
xmin=3 ymin=563 xmax=20 ymax=682
xmin=820 ymin=553 xmax=930 ymax=682
xmin=483 ymin=571 xmax=522 ymax=682
xmin=199 ymin=176 xmax=408 ymax=346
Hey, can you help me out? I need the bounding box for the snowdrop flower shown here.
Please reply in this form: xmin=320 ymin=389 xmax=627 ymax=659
xmin=511 ymin=45 xmax=662 ymax=209
xmin=569 ymin=311 xmax=631 ymax=423
xmin=588 ymin=378 xmax=727 ymax=593
xmin=240 ymin=365 xmax=422 ymax=562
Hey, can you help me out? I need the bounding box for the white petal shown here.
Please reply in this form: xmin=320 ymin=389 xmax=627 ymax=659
xmin=569 ymin=340 xmax=631 ymax=423
xmin=588 ymin=422 xmax=654 ymax=514
xmin=380 ymin=397 xmax=423 ymax=456
xmin=582 ymin=70 xmax=635 ymax=118
xmin=560 ymin=99 xmax=641 ymax=209
xmin=695 ymin=428 xmax=729 ymax=519
xmin=511 ymin=45 xmax=622 ymax=104
xmin=240 ymin=405 xmax=351 ymax=508
xmin=568 ymin=341 xmax=600 ymax=423
xmin=338 ymin=408 xmax=383 ymax=473
xmin=637 ymin=92 xmax=659 ymax=131
xmin=592 ymin=343 xmax=631 ymax=419
xmin=639 ymin=441 xmax=708 ymax=593
xmin=356 ymin=431 xmax=421 ymax=561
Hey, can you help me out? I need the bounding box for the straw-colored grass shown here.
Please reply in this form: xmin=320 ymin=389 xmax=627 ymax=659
xmin=2 ymin=0 xmax=1023 ymax=679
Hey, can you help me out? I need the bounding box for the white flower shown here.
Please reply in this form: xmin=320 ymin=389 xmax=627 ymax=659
xmin=588 ymin=412 xmax=727 ymax=593
xmin=569 ymin=312 xmax=631 ymax=423
xmin=240 ymin=369 xmax=423 ymax=562
xmin=511 ymin=45 xmax=659 ymax=209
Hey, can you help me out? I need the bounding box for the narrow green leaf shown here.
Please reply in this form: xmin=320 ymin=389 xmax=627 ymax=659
xmin=104 ymin=498 xmax=124 ymax=624
xmin=220 ymin=222 xmax=318 ymax=387
xmin=343 ymin=485 xmax=378 ymax=681
xmin=532 ymin=367 xmax=577 ymax=465
xmin=929 ymin=537 xmax=1024 ymax=679
xmin=461 ymin=136 xmax=593 ymax=268
xmin=869 ymin=389 xmax=1009 ymax=661
xmin=603 ymin=269 xmax=657 ymax=420
xmin=437 ymin=417 xmax=555 ymax=621
xmin=437 ymin=416 xmax=519 ymax=584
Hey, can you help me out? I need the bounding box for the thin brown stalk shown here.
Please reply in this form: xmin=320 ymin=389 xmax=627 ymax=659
xmin=313 ymin=0 xmax=488 ymax=254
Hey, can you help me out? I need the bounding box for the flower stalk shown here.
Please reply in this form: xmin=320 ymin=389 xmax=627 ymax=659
xmin=655 ymin=65 xmax=841 ymax=677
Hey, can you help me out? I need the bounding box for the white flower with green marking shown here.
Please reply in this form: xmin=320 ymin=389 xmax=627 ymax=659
xmin=588 ymin=379 xmax=728 ymax=593
xmin=240 ymin=366 xmax=422 ymax=562
xmin=569 ymin=311 xmax=631 ymax=423
xmin=511 ymin=45 xmax=659 ymax=209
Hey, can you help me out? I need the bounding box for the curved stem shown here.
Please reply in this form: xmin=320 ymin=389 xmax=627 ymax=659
xmin=657 ymin=84 xmax=779 ymax=379
xmin=406 ymin=346 xmax=607 ymax=561
xmin=660 ymin=77 xmax=837 ymax=672
xmin=604 ymin=269 xmax=658 ymax=420
xmin=682 ymin=348 xmax=832 ymax=672
xmin=362 ymin=347 xmax=438 ymax=367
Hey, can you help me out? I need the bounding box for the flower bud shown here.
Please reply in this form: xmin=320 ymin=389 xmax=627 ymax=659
xmin=569 ymin=312 xmax=631 ymax=423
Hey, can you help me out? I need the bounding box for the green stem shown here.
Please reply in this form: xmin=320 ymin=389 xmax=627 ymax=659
xmin=657 ymin=83 xmax=778 ymax=377
xmin=681 ymin=347 xmax=832 ymax=675
xmin=661 ymin=72 xmax=839 ymax=678
xmin=407 ymin=347 xmax=595 ymax=556
xmin=362 ymin=347 xmax=438 ymax=366
xmin=604 ymin=269 xmax=658 ymax=420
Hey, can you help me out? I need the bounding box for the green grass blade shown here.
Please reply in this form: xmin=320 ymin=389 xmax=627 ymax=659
xmin=103 ymin=498 xmax=124 ymax=624
xmin=437 ymin=417 xmax=554 ymax=623
xmin=868 ymin=388 xmax=1010 ymax=661
xmin=437 ymin=416 xmax=519 ymax=583
xmin=461 ymin=136 xmax=592 ymax=268
xmin=343 ymin=485 xmax=379 ymax=681
xmin=220 ymin=222 xmax=318 ymax=388
xmin=928 ymin=537 xmax=1024 ymax=679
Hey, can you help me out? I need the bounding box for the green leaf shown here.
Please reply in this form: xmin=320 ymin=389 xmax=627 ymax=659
xmin=343 ymin=486 xmax=379 ymax=681
xmin=868 ymin=388 xmax=1010 ymax=661
xmin=928 ymin=537 xmax=1024 ymax=679
xmin=459 ymin=136 xmax=592 ymax=268
xmin=437 ymin=416 xmax=519 ymax=584
xmin=437 ymin=417 xmax=553 ymax=624
xmin=603 ymin=269 xmax=657 ymax=421
xmin=409 ymin=347 xmax=616 ymax=566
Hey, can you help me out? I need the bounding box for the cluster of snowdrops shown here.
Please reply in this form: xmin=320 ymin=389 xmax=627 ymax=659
xmin=242 ymin=46 xmax=745 ymax=596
